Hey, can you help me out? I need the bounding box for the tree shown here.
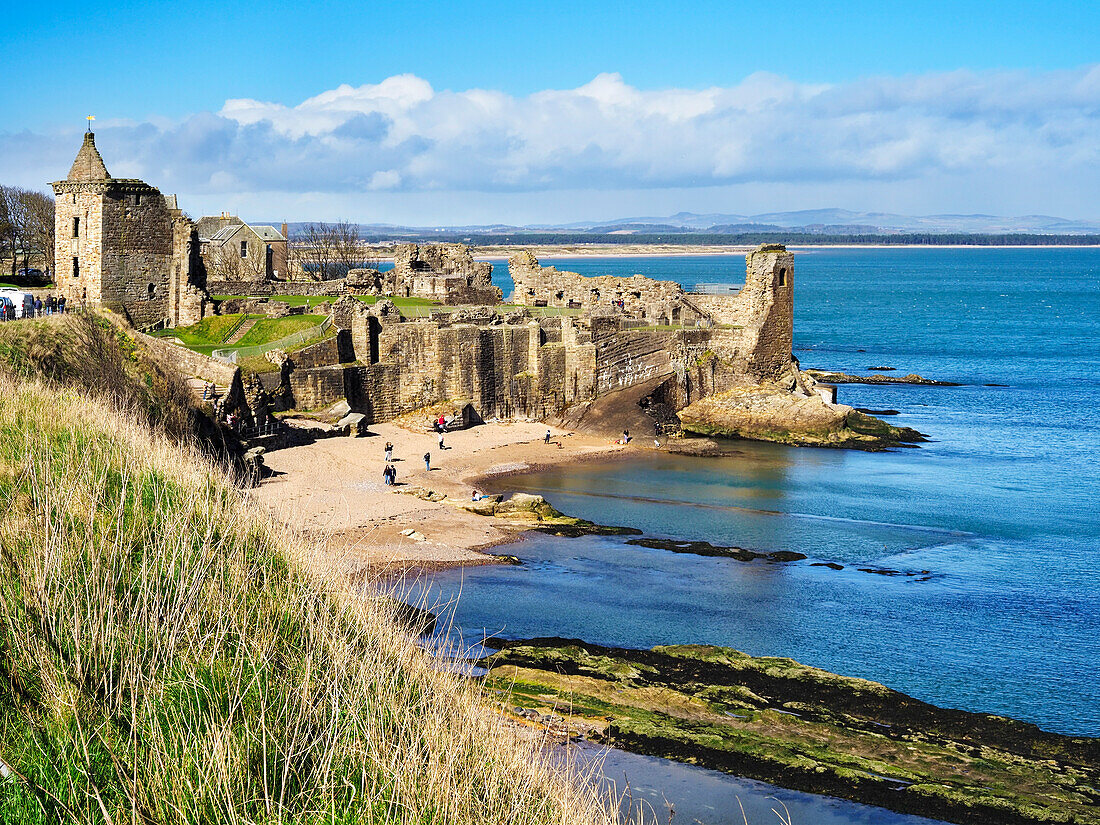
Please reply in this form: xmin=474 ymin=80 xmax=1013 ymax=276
xmin=288 ymin=220 xmax=368 ymax=280
xmin=203 ymin=235 xmax=269 ymax=281
xmin=0 ymin=185 xmax=55 ymax=279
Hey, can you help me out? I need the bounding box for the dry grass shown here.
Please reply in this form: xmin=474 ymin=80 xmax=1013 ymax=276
xmin=0 ymin=373 xmax=618 ymax=824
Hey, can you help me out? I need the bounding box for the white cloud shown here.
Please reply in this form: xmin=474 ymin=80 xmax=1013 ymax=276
xmin=2 ymin=67 xmax=1099 ymax=221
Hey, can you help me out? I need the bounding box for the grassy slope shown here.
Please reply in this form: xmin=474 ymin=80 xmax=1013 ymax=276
xmin=0 ymin=316 xmax=612 ymax=825
xmin=151 ymin=314 xmax=330 ymax=356
xmin=235 ymin=315 xmax=327 ymax=347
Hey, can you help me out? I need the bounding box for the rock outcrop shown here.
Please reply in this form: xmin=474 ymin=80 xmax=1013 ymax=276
xmin=677 ymin=379 xmax=926 ymax=449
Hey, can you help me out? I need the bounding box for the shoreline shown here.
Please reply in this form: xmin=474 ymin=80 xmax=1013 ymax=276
xmin=462 ymin=243 xmax=1100 ymax=262
xmin=250 ymin=418 xmax=636 ymax=576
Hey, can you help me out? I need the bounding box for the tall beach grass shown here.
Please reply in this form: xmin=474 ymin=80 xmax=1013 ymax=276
xmin=0 ymin=323 xmax=618 ymax=824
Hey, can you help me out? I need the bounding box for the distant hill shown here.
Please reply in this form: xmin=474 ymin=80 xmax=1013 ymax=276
xmin=258 ymin=210 xmax=1100 ymax=241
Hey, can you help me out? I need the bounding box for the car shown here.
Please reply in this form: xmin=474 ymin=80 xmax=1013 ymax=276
xmin=0 ymin=288 xmax=34 ymax=318
xmin=16 ymin=268 xmax=44 ymax=279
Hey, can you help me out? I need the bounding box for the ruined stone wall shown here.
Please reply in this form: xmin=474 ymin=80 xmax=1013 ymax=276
xmin=593 ymin=325 xmax=678 ymax=395
xmin=206 ymin=279 xmax=350 ymax=297
xmin=138 ymin=332 xmax=239 ymax=387
xmin=508 ymin=250 xmax=703 ymax=323
xmin=389 ymin=243 xmax=501 ymax=304
xmin=97 ymin=185 xmax=175 ymax=328
xmin=288 ymin=365 xmax=348 ymax=411
xmin=289 ymin=334 xmax=347 ymax=370
xmin=720 ymin=245 xmax=793 ymax=380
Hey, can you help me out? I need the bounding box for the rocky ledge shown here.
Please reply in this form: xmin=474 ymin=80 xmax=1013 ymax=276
xmin=805 ymin=369 xmax=961 ymax=386
xmin=677 ymin=382 xmax=927 ymax=450
xmin=481 ymin=640 xmax=1100 ymax=825
xmin=461 ymin=492 xmax=640 ymax=537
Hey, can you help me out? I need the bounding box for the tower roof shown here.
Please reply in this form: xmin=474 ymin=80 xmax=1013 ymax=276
xmin=67 ymin=132 xmax=111 ymax=181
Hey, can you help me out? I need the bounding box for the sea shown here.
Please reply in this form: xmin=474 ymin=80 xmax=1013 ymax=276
xmin=414 ymin=248 xmax=1100 ymax=824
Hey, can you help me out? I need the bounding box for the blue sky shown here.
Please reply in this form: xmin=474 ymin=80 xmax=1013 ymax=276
xmin=3 ymin=0 xmax=1099 ymax=224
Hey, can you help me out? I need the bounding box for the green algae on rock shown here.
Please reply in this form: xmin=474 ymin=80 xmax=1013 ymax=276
xmin=480 ymin=639 xmax=1100 ymax=825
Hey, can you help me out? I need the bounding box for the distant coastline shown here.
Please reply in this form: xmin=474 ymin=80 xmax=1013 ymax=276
xmin=464 ymin=242 xmax=1100 ymax=260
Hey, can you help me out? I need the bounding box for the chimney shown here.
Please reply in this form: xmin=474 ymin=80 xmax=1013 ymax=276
xmin=281 ymin=221 xmax=288 ymax=239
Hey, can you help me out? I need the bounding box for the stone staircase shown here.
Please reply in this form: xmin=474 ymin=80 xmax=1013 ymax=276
xmin=186 ymin=377 xmax=230 ymax=403
xmin=224 ymin=317 xmax=259 ymax=345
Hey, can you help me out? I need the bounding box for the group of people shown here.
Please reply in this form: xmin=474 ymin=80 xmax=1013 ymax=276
xmin=0 ymin=294 xmax=67 ymax=321
xmin=380 ymin=439 xmax=435 ymax=487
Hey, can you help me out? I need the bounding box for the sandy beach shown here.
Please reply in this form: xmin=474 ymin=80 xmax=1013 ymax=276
xmin=249 ymin=418 xmax=632 ymax=576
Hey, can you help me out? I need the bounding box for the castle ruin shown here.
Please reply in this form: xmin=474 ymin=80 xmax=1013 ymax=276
xmin=52 ymin=132 xmax=209 ymax=327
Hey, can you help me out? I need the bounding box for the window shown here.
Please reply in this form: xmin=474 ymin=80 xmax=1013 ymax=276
xmin=240 ymin=240 xmax=248 ymax=258
xmin=133 ymin=193 xmax=141 ymax=206
xmin=148 ymin=283 xmax=156 ymax=299
xmin=72 ymin=217 xmax=80 ymax=238
xmin=72 ymin=257 xmax=79 ymax=278
xmin=778 ymin=268 xmax=788 ymax=287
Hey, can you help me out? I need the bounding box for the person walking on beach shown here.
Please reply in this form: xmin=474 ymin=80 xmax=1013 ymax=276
xmin=424 ymin=452 xmax=431 ymax=471
xmin=544 ymin=429 xmax=551 ymax=444
xmin=438 ymin=431 xmax=445 ymax=450
xmin=384 ymin=441 xmax=393 ymax=462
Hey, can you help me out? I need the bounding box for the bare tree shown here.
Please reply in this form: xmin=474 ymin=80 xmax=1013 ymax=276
xmin=203 ymin=238 xmax=268 ymax=281
xmin=0 ymin=187 xmax=13 ymax=278
xmin=331 ymin=219 xmax=363 ymax=276
xmin=21 ymin=189 xmax=54 ymax=273
xmin=0 ymin=185 xmax=54 ymax=278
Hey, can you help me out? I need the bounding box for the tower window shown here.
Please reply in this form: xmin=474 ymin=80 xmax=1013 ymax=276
xmin=777 ymin=268 xmax=788 ymax=287
xmin=72 ymin=257 xmax=80 ymax=278
xmin=72 ymin=217 xmax=80 ymax=238
xmin=240 ymin=240 xmax=248 ymax=258
xmin=133 ymin=193 xmax=141 ymax=206
xmin=148 ymin=283 xmax=156 ymax=299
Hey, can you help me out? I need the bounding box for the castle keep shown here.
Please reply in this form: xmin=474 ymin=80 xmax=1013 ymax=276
xmin=52 ymin=132 xmax=208 ymax=327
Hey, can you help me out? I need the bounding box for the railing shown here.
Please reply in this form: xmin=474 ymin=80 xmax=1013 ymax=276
xmin=211 ymin=315 xmax=333 ymax=363
xmin=240 ymin=421 xmax=282 ymax=439
xmin=688 ymin=283 xmax=741 ymax=295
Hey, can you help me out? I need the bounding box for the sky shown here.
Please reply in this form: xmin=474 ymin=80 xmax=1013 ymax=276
xmin=2 ymin=0 xmax=1099 ymax=225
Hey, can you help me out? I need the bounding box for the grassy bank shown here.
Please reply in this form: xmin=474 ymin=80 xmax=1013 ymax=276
xmin=0 ymin=316 xmax=614 ymax=824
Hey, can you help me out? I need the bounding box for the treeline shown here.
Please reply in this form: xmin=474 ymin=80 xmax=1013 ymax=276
xmin=360 ymin=230 xmax=1100 ymax=247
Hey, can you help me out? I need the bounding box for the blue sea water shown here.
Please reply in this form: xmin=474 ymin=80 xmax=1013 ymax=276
xmin=421 ymin=250 xmax=1100 ymax=742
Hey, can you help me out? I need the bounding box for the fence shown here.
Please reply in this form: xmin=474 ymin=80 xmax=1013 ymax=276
xmin=211 ymin=315 xmax=333 ymax=363
xmin=688 ymin=283 xmax=741 ymax=295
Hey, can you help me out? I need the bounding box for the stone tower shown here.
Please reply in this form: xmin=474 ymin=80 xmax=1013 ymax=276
xmin=52 ymin=132 xmax=207 ymax=328
xmin=737 ymin=244 xmax=794 ymax=380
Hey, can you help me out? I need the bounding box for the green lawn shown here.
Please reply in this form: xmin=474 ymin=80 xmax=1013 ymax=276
xmin=234 ymin=314 xmax=327 ymax=347
xmin=150 ymin=313 xmax=328 ymax=356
